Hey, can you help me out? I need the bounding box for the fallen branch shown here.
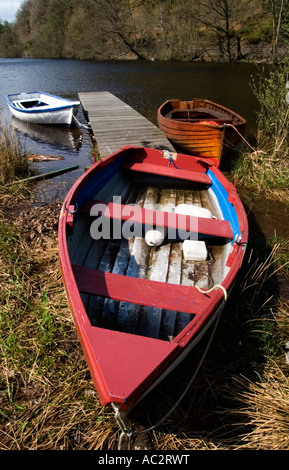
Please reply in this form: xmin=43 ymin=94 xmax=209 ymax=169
xmin=6 ymin=165 xmax=79 ymax=186
xmin=27 ymin=154 xmax=64 ymax=162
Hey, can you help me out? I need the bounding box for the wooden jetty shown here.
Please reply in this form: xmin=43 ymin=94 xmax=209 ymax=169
xmin=78 ymin=91 xmax=175 ymax=158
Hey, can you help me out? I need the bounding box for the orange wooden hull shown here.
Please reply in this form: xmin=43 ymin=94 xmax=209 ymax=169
xmin=157 ymin=98 xmax=246 ymax=166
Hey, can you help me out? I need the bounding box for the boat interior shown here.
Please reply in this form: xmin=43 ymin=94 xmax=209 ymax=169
xmin=163 ymin=99 xmax=238 ymax=124
xmin=13 ymin=99 xmax=47 ymax=110
xmin=68 ymin=164 xmax=233 ymax=342
xmin=166 ymin=110 xmax=233 ymax=124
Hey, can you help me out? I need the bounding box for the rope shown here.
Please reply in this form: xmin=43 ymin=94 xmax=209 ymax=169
xmin=195 ymin=284 xmax=228 ymax=301
xmin=167 ymin=151 xmax=178 ymax=168
xmin=72 ymin=114 xmax=91 ymax=130
xmin=224 ymin=123 xmax=256 ymax=153
xmin=164 ymin=150 xmax=181 ymax=170
xmin=114 ymin=286 xmax=227 ymax=449
xmin=113 ymin=407 xmax=133 ymax=450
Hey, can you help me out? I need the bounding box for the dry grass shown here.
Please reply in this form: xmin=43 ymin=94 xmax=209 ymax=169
xmin=233 ymin=146 xmax=289 ymax=193
xmin=228 ymin=357 xmax=289 ymax=450
xmin=0 ymin=176 xmax=288 ymax=450
xmin=0 ymin=201 xmax=121 ymax=450
xmin=0 ymin=197 xmax=288 ymax=450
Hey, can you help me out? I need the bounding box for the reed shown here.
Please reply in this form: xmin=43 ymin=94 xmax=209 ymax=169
xmin=0 ymin=116 xmax=29 ymax=185
xmin=233 ymin=65 xmax=289 ymax=193
xmin=224 ymin=347 xmax=289 ymax=451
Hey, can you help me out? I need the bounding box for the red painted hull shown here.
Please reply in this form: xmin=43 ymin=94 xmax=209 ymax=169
xmin=58 ymin=146 xmax=248 ymax=415
xmin=157 ymin=98 xmax=246 ymax=166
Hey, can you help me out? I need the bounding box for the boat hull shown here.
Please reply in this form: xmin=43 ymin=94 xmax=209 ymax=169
xmin=6 ymin=91 xmax=80 ymax=126
xmin=157 ymin=98 xmax=246 ymax=166
xmin=58 ymin=145 xmax=248 ymax=415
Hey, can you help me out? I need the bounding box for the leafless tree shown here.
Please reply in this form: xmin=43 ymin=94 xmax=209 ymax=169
xmin=270 ymin=0 xmax=288 ymax=62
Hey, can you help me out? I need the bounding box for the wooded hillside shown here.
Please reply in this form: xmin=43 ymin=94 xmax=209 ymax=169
xmin=0 ymin=0 xmax=288 ymax=63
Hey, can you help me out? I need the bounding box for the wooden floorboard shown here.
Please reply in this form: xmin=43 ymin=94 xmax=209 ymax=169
xmin=78 ymin=91 xmax=176 ymax=158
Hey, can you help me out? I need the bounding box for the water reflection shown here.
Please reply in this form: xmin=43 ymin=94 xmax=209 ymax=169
xmin=12 ymin=118 xmax=83 ymax=151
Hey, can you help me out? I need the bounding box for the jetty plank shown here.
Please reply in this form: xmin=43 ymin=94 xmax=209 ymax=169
xmin=78 ymin=91 xmax=175 ymax=157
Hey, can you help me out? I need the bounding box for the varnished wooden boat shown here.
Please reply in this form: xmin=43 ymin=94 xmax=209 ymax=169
xmin=58 ymin=145 xmax=248 ymax=417
xmin=157 ymin=98 xmax=246 ymax=166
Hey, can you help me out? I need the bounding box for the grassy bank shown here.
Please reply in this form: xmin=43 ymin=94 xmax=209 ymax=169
xmin=0 ymin=202 xmax=120 ymax=450
xmin=0 ymin=86 xmax=289 ymax=450
xmin=0 ymin=196 xmax=288 ymax=450
xmin=232 ymin=65 xmax=289 ymax=199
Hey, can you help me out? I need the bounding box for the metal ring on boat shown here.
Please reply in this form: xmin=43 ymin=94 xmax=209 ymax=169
xmin=64 ymin=202 xmax=78 ymax=215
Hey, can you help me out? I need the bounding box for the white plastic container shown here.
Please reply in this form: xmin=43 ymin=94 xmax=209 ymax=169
xmin=175 ymin=204 xmax=215 ymax=219
xmin=183 ymin=240 xmax=208 ymax=261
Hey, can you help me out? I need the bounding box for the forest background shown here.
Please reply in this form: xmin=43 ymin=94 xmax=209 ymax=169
xmin=0 ymin=0 xmax=289 ymax=64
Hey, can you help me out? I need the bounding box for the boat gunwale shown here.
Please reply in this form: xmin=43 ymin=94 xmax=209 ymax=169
xmin=157 ymin=98 xmax=246 ymax=126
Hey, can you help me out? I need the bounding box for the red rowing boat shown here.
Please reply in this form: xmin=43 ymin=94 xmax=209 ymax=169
xmin=58 ymin=145 xmax=248 ymax=417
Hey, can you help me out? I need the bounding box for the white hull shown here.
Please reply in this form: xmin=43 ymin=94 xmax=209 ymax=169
xmin=6 ymin=91 xmax=80 ymax=126
xmin=9 ymin=106 xmax=74 ymax=125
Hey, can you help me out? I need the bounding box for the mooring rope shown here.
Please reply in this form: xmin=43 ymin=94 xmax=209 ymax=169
xmin=224 ymin=123 xmax=256 ymax=153
xmin=114 ymin=287 xmax=227 ymax=450
xmin=72 ymin=114 xmax=91 ymax=130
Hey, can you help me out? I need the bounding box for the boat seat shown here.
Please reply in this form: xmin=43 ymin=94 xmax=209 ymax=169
xmin=80 ymin=199 xmax=234 ymax=239
xmin=121 ymin=161 xmax=212 ymax=185
xmin=169 ymin=118 xmax=232 ymax=124
xmin=13 ymin=99 xmax=46 ymax=110
xmin=72 ymin=264 xmax=211 ymax=315
xmin=166 ymin=108 xmax=230 ymax=121
xmin=14 ymin=101 xmax=26 ymax=109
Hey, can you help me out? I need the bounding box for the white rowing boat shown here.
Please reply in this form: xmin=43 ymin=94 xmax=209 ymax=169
xmin=6 ymin=91 xmax=80 ymax=126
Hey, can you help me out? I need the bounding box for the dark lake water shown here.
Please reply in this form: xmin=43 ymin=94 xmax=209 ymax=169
xmin=0 ymin=58 xmax=262 ymax=126
xmin=2 ymin=58 xmax=287 ymax=244
xmin=0 ymin=58 xmax=263 ymax=201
